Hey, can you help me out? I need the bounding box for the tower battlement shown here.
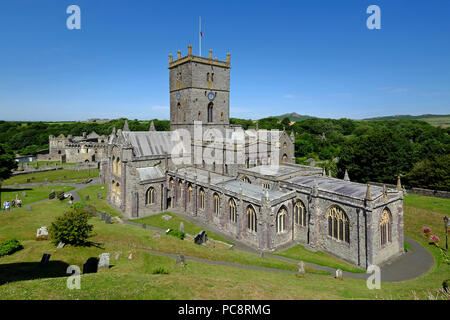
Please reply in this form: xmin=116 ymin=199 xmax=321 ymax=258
xmin=169 ymin=45 xmax=230 ymax=69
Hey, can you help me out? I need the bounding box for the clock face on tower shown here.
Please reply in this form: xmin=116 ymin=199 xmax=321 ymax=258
xmin=207 ymin=91 xmax=216 ymax=101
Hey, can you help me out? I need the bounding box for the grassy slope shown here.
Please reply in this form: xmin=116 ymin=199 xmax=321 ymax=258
xmin=133 ymin=213 xmax=234 ymax=245
xmin=0 ymin=192 xmax=449 ymax=299
xmin=2 ymin=169 xmax=99 ymax=186
xmin=0 ymin=185 xmax=74 ymax=206
xmin=77 ymin=184 xmax=123 ymax=218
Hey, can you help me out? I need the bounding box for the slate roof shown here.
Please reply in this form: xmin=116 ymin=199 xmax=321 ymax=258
xmin=243 ymin=165 xmax=311 ymax=177
xmin=286 ymin=176 xmax=387 ymax=200
xmin=175 ymin=167 xmax=232 ymax=185
xmin=122 ymin=131 xmax=180 ymax=157
xmin=136 ymin=167 xmax=165 ymax=181
xmin=217 ymin=179 xmax=288 ymax=201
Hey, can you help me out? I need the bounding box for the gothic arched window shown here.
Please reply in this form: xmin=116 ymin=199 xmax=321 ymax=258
xmin=246 ymin=206 xmax=257 ymax=232
xmin=207 ymin=102 xmax=213 ymax=123
xmin=213 ymin=193 xmax=220 ymax=214
xmin=294 ymin=201 xmax=306 ymax=227
xmin=229 ymin=198 xmax=236 ymax=223
xmin=326 ymin=206 xmax=350 ymax=243
xmin=282 ymin=154 xmax=288 ymax=162
xmin=276 ymin=207 xmax=287 ymax=233
xmin=199 ymin=188 xmax=205 ymax=210
xmin=146 ymin=187 xmax=155 ymax=205
xmin=380 ymin=208 xmax=392 ymax=246
xmin=188 ymin=184 xmax=193 ymax=203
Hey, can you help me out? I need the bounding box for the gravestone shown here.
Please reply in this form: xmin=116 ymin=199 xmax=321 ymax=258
xmin=153 ymin=232 xmax=161 ymax=239
xmin=298 ymin=261 xmax=306 ymax=275
xmin=85 ymin=195 xmax=90 ymax=201
xmin=57 ymin=192 xmax=65 ymax=200
xmin=335 ymin=269 xmax=343 ymax=280
xmin=97 ymin=193 xmax=102 ymax=199
xmin=49 ymin=191 xmax=55 ymax=200
xmin=128 ymin=252 xmax=135 ymax=260
xmin=27 ymin=178 xmax=31 ymax=183
xmin=40 ymin=254 xmax=51 ymax=267
xmin=57 ymin=242 xmax=65 ymax=249
xmin=31 ymin=177 xmax=35 ymax=180
xmin=260 ymin=251 xmax=264 ymax=259
xmin=162 ymin=214 xmax=172 ymax=221
xmin=101 ymin=186 xmax=104 ymax=190
xmin=100 ymin=212 xmax=106 ymax=221
xmin=105 ymin=214 xmax=112 ymax=224
xmin=98 ymin=253 xmax=110 ymax=269
xmin=83 ymin=257 xmax=99 ymax=274
xmin=113 ymin=216 xmax=123 ymax=224
xmin=176 ymin=254 xmax=185 ymax=266
xmin=114 ymin=252 xmax=121 ymax=260
xmin=36 ymin=226 xmax=48 ymax=240
xmin=44 ymin=178 xmax=48 ymax=183
xmin=22 ymin=192 xmax=27 ymax=197
xmin=194 ymin=230 xmax=208 ymax=245
xmin=179 ymin=222 xmax=184 ymax=233
xmin=27 ymin=206 xmax=32 ymax=211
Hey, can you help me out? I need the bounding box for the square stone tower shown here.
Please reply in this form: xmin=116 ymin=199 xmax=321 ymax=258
xmin=169 ymin=45 xmax=231 ymax=137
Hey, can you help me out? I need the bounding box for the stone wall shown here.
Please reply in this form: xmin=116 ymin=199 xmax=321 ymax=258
xmin=369 ymin=181 xmax=450 ymax=199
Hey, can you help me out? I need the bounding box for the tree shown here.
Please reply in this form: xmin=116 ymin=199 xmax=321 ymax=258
xmin=405 ymin=154 xmax=450 ymax=191
xmin=49 ymin=207 xmax=95 ymax=246
xmin=0 ymin=144 xmax=18 ymax=205
xmin=281 ymin=117 xmax=291 ymax=128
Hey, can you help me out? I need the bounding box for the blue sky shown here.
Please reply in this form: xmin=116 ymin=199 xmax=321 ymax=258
xmin=0 ymin=0 xmax=449 ymax=121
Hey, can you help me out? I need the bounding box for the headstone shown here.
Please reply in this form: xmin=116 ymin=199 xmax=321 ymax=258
xmin=114 ymin=252 xmax=121 ymax=260
xmin=57 ymin=192 xmax=65 ymax=200
xmin=298 ymin=261 xmax=306 ymax=275
xmin=97 ymin=193 xmax=103 ymax=199
xmin=83 ymin=257 xmax=99 ymax=274
xmin=162 ymin=214 xmax=172 ymax=221
xmin=27 ymin=178 xmax=31 ymax=183
xmin=68 ymin=201 xmax=73 ymax=205
xmin=194 ymin=230 xmax=208 ymax=245
xmin=113 ymin=216 xmax=123 ymax=224
xmin=128 ymin=252 xmax=134 ymax=260
xmin=153 ymin=232 xmax=161 ymax=239
xmin=85 ymin=195 xmax=90 ymax=201
xmin=22 ymin=192 xmax=27 ymax=197
xmin=36 ymin=226 xmax=48 ymax=240
xmin=44 ymin=178 xmax=48 ymax=183
xmin=49 ymin=191 xmax=55 ymax=199
xmin=100 ymin=212 xmax=106 ymax=221
xmin=105 ymin=214 xmax=112 ymax=224
xmin=101 ymin=186 xmax=104 ymax=190
xmin=165 ymin=228 xmax=171 ymax=234
xmin=176 ymin=254 xmax=185 ymax=266
xmin=27 ymin=206 xmax=32 ymax=211
xmin=179 ymin=222 xmax=184 ymax=233
xmin=335 ymin=269 xmax=343 ymax=280
xmin=40 ymin=253 xmax=51 ymax=267
xmin=98 ymin=253 xmax=110 ymax=269
xmin=260 ymin=251 xmax=264 ymax=259
xmin=57 ymin=242 xmax=65 ymax=249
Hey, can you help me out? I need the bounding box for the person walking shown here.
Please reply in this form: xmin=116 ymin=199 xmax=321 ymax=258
xmin=5 ymin=200 xmax=10 ymax=211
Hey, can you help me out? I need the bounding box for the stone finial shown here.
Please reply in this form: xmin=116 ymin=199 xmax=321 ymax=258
xmin=188 ymin=44 xmax=192 ymax=56
xmin=396 ymin=175 xmax=402 ymax=191
xmin=209 ymin=49 xmax=213 ymax=60
xmin=169 ymin=53 xmax=173 ymax=64
xmin=312 ymin=180 xmax=319 ymax=196
xmin=177 ymin=50 xmax=181 ymax=59
xmin=365 ymin=184 xmax=372 ymax=201
xmin=290 ymin=131 xmax=295 ymax=141
xmin=343 ymin=170 xmax=350 ymax=181
xmin=226 ymin=53 xmax=231 ymax=64
xmin=149 ymin=121 xmax=156 ymax=131
xmin=123 ymin=120 xmax=130 ymax=131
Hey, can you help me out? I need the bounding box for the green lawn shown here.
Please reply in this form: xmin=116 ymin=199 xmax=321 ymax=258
xmin=2 ymin=169 xmax=99 ymax=186
xmin=0 ymin=185 xmax=75 ymax=206
xmin=25 ymin=161 xmax=77 ymax=167
xmin=273 ymin=244 xmax=365 ymax=273
xmin=133 ymin=213 xmax=234 ymax=245
xmin=77 ymin=184 xmax=123 ymax=218
xmin=404 ymin=193 xmax=450 ymax=216
xmin=0 ymin=190 xmax=449 ymax=299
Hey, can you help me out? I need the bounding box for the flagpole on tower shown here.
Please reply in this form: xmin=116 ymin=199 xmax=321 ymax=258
xmin=199 ymin=16 xmax=202 ymax=57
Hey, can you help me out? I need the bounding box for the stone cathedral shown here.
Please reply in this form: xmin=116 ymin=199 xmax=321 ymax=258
xmin=101 ymin=45 xmax=404 ymax=269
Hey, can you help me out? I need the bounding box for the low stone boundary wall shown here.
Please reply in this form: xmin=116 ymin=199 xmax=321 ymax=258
xmin=369 ymin=181 xmax=450 ymax=199
xmin=13 ymin=163 xmax=99 ymax=176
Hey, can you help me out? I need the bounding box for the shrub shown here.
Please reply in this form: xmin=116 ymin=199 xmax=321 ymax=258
xmin=48 ymin=207 xmax=94 ymax=246
xmin=0 ymin=239 xmax=23 ymax=257
xmin=152 ymin=267 xmax=170 ymax=274
xmin=167 ymin=229 xmax=185 ymax=240
xmin=422 ymin=226 xmax=431 ymax=234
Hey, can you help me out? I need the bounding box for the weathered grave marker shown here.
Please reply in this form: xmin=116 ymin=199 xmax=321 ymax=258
xmin=98 ymin=253 xmax=110 ymax=269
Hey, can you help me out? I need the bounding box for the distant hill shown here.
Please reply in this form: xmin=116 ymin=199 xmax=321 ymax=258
xmin=363 ymin=114 xmax=450 ymax=127
xmin=273 ymin=112 xmax=315 ymax=122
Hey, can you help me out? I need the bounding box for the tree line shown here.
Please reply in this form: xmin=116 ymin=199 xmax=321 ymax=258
xmin=0 ymin=117 xmax=448 ymax=191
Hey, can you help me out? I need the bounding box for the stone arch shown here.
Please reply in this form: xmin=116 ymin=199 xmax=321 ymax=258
xmin=276 ymin=205 xmax=288 ymax=233
xmin=146 ymin=187 xmax=155 ymax=205
xmin=380 ymin=207 xmax=392 ymax=246
xmin=294 ymin=200 xmax=307 ymax=227
xmin=228 ymin=198 xmax=237 ymax=223
xmin=213 ymin=192 xmax=220 ymax=214
xmin=246 ymin=205 xmax=257 ymax=232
